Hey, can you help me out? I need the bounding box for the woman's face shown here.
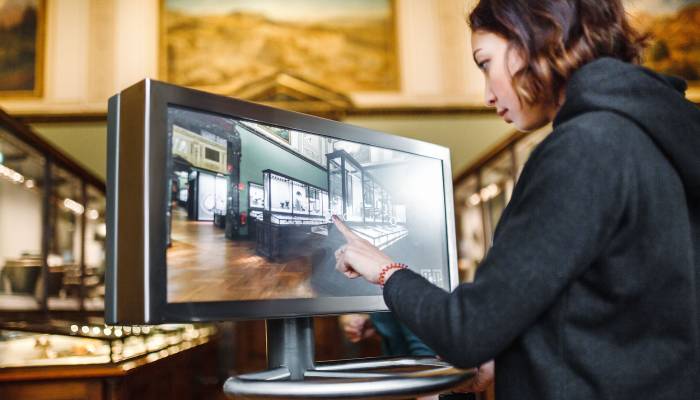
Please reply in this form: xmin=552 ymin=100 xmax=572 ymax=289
xmin=471 ymin=31 xmax=559 ymax=132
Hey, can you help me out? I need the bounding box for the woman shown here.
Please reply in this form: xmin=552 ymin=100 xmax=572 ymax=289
xmin=332 ymin=0 xmax=700 ymax=399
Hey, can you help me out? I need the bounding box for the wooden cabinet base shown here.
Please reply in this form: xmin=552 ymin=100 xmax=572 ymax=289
xmin=0 ymin=340 xmax=220 ymax=400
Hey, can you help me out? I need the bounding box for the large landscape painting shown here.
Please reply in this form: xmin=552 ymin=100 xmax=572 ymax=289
xmin=625 ymin=0 xmax=700 ymax=99
xmin=0 ymin=0 xmax=43 ymax=96
xmin=161 ymin=0 xmax=399 ymax=95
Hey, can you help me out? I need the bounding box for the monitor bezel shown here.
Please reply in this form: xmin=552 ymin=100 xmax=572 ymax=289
xmin=107 ymin=79 xmax=459 ymax=324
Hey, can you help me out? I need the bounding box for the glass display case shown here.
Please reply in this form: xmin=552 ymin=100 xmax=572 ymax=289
xmin=328 ymin=154 xmax=343 ymax=217
xmin=454 ymin=175 xmax=485 ymax=283
xmin=248 ymin=182 xmax=265 ymax=210
xmin=48 ymin=166 xmax=84 ymax=311
xmin=324 ymin=150 xmax=408 ymax=250
xmin=269 ymin=173 xmax=292 ymax=213
xmin=257 ymin=170 xmax=330 ymax=259
xmin=480 ymin=152 xmax=514 ymax=247
xmin=262 ymin=170 xmax=328 ymax=224
xmin=514 ymin=128 xmax=550 ymax=179
xmin=84 ymin=185 xmax=106 ymax=311
xmin=308 ymin=186 xmax=322 ymax=216
xmin=0 ymin=320 xmax=215 ymax=368
xmin=0 ymin=127 xmax=46 ymax=310
xmin=344 ymin=160 xmax=363 ymax=222
xmin=292 ymin=181 xmax=308 ymax=214
xmin=453 ymin=127 xmax=550 ymax=282
xmin=0 ymin=108 xmax=106 ymax=312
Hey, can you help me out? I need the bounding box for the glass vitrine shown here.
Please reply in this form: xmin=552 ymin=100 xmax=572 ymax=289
xmin=0 ymin=109 xmax=106 ymax=312
xmin=328 ymin=155 xmax=343 ymax=217
xmin=344 ymin=161 xmax=363 ymax=222
xmin=48 ymin=166 xmax=84 ymax=310
xmin=308 ymin=187 xmax=322 ymax=216
xmin=514 ymin=127 xmax=550 ymax=179
xmin=362 ymin=176 xmax=375 ymax=223
xmin=292 ymin=181 xmax=308 ymax=214
xmin=268 ymin=173 xmax=292 ymax=213
xmin=453 ymin=126 xmax=551 ymax=279
xmin=248 ymin=182 xmax=265 ymax=210
xmin=83 ymin=185 xmax=106 ymax=311
xmin=0 ymin=320 xmax=215 ymax=367
xmin=0 ymin=128 xmax=46 ymax=310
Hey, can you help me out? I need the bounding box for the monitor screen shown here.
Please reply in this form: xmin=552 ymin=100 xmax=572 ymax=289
xmin=166 ymin=106 xmax=448 ymax=303
xmin=105 ymin=79 xmax=458 ymax=324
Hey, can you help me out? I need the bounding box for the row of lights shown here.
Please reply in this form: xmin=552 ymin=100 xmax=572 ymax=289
xmin=1 ymin=164 xmax=101 ymax=220
xmin=0 ymin=163 xmax=35 ymax=189
xmin=70 ymin=324 xmax=152 ymax=338
xmin=468 ymin=183 xmax=502 ymax=206
xmin=0 ymin=164 xmax=25 ymax=184
xmin=62 ymin=198 xmax=100 ymax=220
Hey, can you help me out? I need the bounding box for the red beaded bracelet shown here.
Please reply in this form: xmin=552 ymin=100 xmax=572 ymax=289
xmin=378 ymin=263 xmax=408 ymax=288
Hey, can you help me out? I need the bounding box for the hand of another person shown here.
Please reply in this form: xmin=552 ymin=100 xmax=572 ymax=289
xmin=332 ymin=215 xmax=395 ymax=284
xmin=339 ymin=314 xmax=377 ymax=343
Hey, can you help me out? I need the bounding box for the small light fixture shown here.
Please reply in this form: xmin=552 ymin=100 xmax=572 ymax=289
xmin=63 ymin=198 xmax=85 ymax=215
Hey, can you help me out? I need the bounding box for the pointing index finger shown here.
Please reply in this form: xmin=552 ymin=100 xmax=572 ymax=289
xmin=332 ymin=215 xmax=361 ymax=242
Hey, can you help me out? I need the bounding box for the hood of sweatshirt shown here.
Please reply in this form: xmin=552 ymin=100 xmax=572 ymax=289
xmin=554 ymin=57 xmax=700 ymax=204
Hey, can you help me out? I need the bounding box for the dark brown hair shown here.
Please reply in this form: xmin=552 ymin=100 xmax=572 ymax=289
xmin=469 ymin=0 xmax=647 ymax=105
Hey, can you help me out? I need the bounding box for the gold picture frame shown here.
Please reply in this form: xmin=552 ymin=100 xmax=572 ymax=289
xmin=625 ymin=0 xmax=700 ymax=102
xmin=158 ymin=0 xmax=400 ymax=96
xmin=0 ymin=0 xmax=45 ymax=98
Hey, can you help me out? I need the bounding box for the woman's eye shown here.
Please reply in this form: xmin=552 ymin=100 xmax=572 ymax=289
xmin=478 ymin=60 xmax=490 ymax=70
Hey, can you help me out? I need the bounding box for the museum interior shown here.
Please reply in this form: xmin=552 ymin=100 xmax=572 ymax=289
xmin=0 ymin=0 xmax=698 ymax=399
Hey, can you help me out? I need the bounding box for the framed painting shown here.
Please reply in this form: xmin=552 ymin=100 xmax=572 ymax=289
xmin=0 ymin=0 xmax=45 ymax=97
xmin=625 ymin=0 xmax=700 ymax=101
xmin=159 ymin=0 xmax=399 ymax=96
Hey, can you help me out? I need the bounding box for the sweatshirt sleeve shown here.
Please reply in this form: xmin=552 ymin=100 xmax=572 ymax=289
xmin=383 ymin=117 xmax=631 ymax=368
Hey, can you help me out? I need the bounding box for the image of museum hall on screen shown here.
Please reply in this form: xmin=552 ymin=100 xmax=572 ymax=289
xmin=166 ymin=107 xmax=448 ymax=304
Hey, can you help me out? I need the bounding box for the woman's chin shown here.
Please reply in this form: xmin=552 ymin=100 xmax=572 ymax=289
xmin=514 ymin=117 xmax=551 ymax=133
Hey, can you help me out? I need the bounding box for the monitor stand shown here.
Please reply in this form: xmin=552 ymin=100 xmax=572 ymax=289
xmin=223 ymin=317 xmax=476 ymax=399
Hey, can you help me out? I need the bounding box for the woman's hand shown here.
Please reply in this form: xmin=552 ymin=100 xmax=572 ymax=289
xmin=333 ymin=215 xmax=395 ymax=284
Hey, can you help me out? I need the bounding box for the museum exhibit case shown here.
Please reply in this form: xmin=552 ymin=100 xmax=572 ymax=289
xmin=0 ymin=320 xmax=218 ymax=400
xmin=256 ymin=170 xmax=330 ymax=260
xmin=453 ymin=127 xmax=551 ymax=282
xmin=326 ymin=149 xmax=408 ymax=251
xmin=0 ymin=109 xmax=107 ymax=313
xmin=247 ymin=181 xmax=265 ymax=238
xmin=0 ymin=320 xmax=215 ymax=367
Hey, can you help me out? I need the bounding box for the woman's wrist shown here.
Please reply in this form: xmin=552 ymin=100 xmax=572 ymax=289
xmin=378 ymin=263 xmax=407 ymax=287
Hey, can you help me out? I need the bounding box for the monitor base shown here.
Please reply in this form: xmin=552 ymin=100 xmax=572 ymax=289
xmin=223 ymin=317 xmax=476 ymax=399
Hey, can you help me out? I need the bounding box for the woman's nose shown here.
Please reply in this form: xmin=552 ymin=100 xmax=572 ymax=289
xmin=485 ymin=94 xmax=496 ymax=107
xmin=484 ymin=82 xmax=496 ymax=107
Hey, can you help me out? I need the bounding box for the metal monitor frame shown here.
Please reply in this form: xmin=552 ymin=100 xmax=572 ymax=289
xmin=105 ymin=79 xmax=471 ymax=398
xmin=106 ymin=78 xmax=459 ymax=325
